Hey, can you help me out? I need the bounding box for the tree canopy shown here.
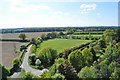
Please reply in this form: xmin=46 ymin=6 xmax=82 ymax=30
xmin=18 ymin=33 xmax=26 ymax=40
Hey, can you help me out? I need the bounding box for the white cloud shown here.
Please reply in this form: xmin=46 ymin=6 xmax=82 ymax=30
xmin=80 ymin=3 xmax=96 ymax=14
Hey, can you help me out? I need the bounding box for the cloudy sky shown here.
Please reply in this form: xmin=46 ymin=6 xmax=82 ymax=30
xmin=0 ymin=0 xmax=119 ymax=29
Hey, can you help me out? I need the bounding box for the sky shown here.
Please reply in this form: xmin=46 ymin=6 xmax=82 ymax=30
xmin=0 ymin=0 xmax=119 ymax=29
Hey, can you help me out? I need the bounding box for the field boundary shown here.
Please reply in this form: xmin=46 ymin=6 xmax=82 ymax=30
xmin=0 ymin=39 xmax=29 ymax=42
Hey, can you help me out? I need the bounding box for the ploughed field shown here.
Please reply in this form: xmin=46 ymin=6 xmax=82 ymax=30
xmin=1 ymin=41 xmax=28 ymax=69
xmin=37 ymin=39 xmax=92 ymax=53
xmin=1 ymin=32 xmax=49 ymax=39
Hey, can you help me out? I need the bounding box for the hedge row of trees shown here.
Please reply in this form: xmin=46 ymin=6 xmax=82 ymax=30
xmin=60 ymin=35 xmax=102 ymax=40
xmin=74 ymin=31 xmax=103 ymax=35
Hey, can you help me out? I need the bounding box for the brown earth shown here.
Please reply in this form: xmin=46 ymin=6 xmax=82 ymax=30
xmin=1 ymin=32 xmax=49 ymax=39
xmin=0 ymin=41 xmax=28 ymax=69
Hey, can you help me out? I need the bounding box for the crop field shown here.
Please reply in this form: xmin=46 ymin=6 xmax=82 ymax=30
xmin=1 ymin=32 xmax=49 ymax=39
xmin=37 ymin=39 xmax=92 ymax=53
xmin=1 ymin=41 xmax=28 ymax=69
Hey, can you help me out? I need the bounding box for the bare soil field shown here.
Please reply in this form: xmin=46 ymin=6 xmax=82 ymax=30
xmin=1 ymin=32 xmax=49 ymax=39
xmin=0 ymin=41 xmax=28 ymax=69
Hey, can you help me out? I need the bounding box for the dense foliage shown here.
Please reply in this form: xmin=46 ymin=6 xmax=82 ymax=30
xmin=25 ymin=28 xmax=120 ymax=79
xmin=39 ymin=29 xmax=120 ymax=79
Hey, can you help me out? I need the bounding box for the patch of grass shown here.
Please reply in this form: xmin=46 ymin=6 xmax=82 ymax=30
xmin=37 ymin=39 xmax=92 ymax=53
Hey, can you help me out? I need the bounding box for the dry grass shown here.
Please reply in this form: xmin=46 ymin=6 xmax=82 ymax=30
xmin=0 ymin=41 xmax=28 ymax=69
xmin=1 ymin=32 xmax=49 ymax=39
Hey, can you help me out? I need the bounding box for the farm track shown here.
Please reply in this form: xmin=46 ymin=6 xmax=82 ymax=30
xmin=10 ymin=45 xmax=49 ymax=78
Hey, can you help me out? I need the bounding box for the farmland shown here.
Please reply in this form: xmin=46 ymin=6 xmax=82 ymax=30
xmin=1 ymin=32 xmax=49 ymax=39
xmin=1 ymin=41 xmax=28 ymax=69
xmin=1 ymin=32 xmax=50 ymax=69
xmin=37 ymin=39 xmax=92 ymax=53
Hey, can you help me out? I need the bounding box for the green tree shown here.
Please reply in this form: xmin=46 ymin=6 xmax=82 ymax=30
xmin=68 ymin=49 xmax=84 ymax=71
xmin=40 ymin=33 xmax=47 ymax=40
xmin=29 ymin=54 xmax=36 ymax=65
xmin=19 ymin=33 xmax=26 ymax=41
xmin=41 ymin=58 xmax=65 ymax=79
xmin=9 ymin=57 xmax=21 ymax=75
xmin=51 ymin=73 xmax=65 ymax=80
xmin=59 ymin=31 xmax=64 ymax=36
xmin=55 ymin=58 xmax=65 ymax=64
xmin=66 ymin=30 xmax=74 ymax=34
xmin=51 ymin=32 xmax=58 ymax=38
xmin=110 ymin=68 xmax=120 ymax=79
xmin=81 ymin=48 xmax=93 ymax=66
xmin=20 ymin=45 xmax=27 ymax=51
xmin=58 ymin=60 xmax=78 ymax=79
xmin=23 ymin=72 xmax=38 ymax=79
xmin=78 ymin=66 xmax=98 ymax=78
xmin=108 ymin=61 xmax=117 ymax=76
xmin=37 ymin=47 xmax=57 ymax=64
xmin=0 ymin=64 xmax=10 ymax=79
xmin=103 ymin=29 xmax=117 ymax=43
xmin=89 ymin=47 xmax=97 ymax=61
xmin=98 ymin=40 xmax=106 ymax=48
xmin=30 ymin=38 xmax=40 ymax=46
xmin=12 ymin=57 xmax=21 ymax=66
xmin=46 ymin=33 xmax=52 ymax=39
xmin=98 ymin=59 xmax=109 ymax=78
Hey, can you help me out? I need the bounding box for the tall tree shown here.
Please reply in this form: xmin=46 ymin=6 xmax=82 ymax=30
xmin=18 ymin=33 xmax=26 ymax=41
xmin=58 ymin=60 xmax=78 ymax=79
xmin=37 ymin=47 xmax=57 ymax=64
xmin=81 ymin=48 xmax=93 ymax=66
xmin=68 ymin=49 xmax=84 ymax=71
xmin=78 ymin=66 xmax=98 ymax=78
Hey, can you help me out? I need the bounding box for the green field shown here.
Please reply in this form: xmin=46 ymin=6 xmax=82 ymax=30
xmin=37 ymin=39 xmax=92 ymax=53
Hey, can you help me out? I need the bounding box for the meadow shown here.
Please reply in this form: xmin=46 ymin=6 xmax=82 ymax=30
xmin=37 ymin=39 xmax=92 ymax=53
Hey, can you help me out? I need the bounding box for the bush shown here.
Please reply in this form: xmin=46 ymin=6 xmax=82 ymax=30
xmin=51 ymin=73 xmax=65 ymax=80
xmin=23 ymin=72 xmax=39 ymax=79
